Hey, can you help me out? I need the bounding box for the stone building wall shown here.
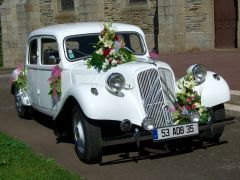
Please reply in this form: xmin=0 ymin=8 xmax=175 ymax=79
xmin=158 ymin=0 xmax=214 ymax=53
xmin=39 ymin=0 xmax=76 ymax=26
xmin=74 ymin=0 xmax=104 ymax=21
xmin=104 ymin=0 xmax=157 ymax=50
xmin=0 ymin=0 xmax=41 ymax=67
xmin=238 ymin=2 xmax=240 ymax=48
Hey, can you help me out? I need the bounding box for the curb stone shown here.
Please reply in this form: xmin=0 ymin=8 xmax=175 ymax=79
xmin=0 ymin=68 xmax=14 ymax=75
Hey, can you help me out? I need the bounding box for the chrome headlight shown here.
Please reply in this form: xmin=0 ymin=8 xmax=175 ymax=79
xmin=142 ymin=117 xmax=155 ymax=131
xmin=188 ymin=111 xmax=200 ymax=123
xmin=106 ymin=73 xmax=125 ymax=93
xmin=192 ymin=64 xmax=207 ymax=84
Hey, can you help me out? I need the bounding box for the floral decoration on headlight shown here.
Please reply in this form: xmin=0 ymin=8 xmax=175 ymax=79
xmin=171 ymin=74 xmax=209 ymax=125
xmin=87 ymin=23 xmax=136 ymax=72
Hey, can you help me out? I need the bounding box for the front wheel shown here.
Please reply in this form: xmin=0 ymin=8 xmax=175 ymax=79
xmin=200 ymin=104 xmax=225 ymax=142
xmin=72 ymin=105 xmax=102 ymax=164
xmin=14 ymin=88 xmax=31 ymax=119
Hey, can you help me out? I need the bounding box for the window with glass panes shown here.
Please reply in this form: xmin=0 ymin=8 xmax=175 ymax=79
xmin=60 ymin=0 xmax=74 ymax=11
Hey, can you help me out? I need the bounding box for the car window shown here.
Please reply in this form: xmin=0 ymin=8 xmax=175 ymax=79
xmin=64 ymin=32 xmax=145 ymax=61
xmin=41 ymin=38 xmax=60 ymax=65
xmin=125 ymin=34 xmax=144 ymax=54
xmin=65 ymin=35 xmax=99 ymax=61
xmin=29 ymin=39 xmax=38 ymax=64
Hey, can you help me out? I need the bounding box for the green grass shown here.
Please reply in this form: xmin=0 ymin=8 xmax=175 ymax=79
xmin=0 ymin=132 xmax=81 ymax=179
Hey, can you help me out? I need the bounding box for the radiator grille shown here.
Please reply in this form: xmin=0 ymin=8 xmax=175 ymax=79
xmin=158 ymin=68 xmax=176 ymax=106
xmin=138 ymin=68 xmax=175 ymax=128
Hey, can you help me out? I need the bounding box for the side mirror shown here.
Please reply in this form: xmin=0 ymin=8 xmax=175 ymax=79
xmin=149 ymin=48 xmax=159 ymax=60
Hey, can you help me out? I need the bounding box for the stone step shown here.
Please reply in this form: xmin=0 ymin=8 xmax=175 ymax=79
xmin=225 ymin=103 xmax=240 ymax=117
xmin=229 ymin=90 xmax=240 ymax=105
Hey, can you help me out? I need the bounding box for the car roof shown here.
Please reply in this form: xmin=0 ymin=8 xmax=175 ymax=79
xmin=28 ymin=22 xmax=145 ymax=40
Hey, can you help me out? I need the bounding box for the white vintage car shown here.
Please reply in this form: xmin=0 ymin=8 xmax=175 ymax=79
xmin=11 ymin=22 xmax=235 ymax=163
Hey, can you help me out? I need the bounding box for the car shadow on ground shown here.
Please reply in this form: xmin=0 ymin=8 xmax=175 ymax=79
xmin=100 ymin=140 xmax=228 ymax=166
xmin=31 ymin=109 xmax=74 ymax=143
xmin=30 ymin=110 xmax=228 ymax=166
xmin=32 ymin=109 xmax=54 ymax=129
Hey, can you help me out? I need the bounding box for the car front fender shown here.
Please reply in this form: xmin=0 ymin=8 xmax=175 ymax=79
xmin=194 ymin=71 xmax=230 ymax=107
xmin=54 ymin=84 xmax=145 ymax=126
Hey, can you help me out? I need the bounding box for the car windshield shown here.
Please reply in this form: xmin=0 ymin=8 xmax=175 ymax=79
xmin=64 ymin=32 xmax=145 ymax=61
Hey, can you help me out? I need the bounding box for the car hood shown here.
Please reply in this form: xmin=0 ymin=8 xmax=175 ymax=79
xmin=70 ymin=58 xmax=173 ymax=87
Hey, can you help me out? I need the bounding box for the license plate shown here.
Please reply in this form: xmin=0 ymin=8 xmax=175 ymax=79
xmin=152 ymin=123 xmax=199 ymax=141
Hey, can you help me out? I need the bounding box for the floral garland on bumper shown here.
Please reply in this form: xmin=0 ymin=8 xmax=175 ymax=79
xmin=172 ymin=74 xmax=209 ymax=125
xmin=87 ymin=23 xmax=136 ymax=71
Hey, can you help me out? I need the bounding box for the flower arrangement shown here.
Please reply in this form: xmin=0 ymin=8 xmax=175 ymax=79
xmin=10 ymin=63 xmax=27 ymax=91
xmin=172 ymin=74 xmax=209 ymax=125
xmin=87 ymin=23 xmax=136 ymax=71
xmin=48 ymin=65 xmax=62 ymax=98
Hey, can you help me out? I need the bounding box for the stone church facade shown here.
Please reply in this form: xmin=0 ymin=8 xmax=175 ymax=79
xmin=0 ymin=0 xmax=239 ymax=67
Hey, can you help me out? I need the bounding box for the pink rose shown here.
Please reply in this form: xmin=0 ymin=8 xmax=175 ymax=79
xmin=192 ymin=104 xmax=197 ymax=109
xmin=186 ymin=97 xmax=191 ymax=104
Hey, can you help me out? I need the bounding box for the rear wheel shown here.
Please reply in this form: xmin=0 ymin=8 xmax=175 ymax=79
xmin=200 ymin=104 xmax=225 ymax=142
xmin=14 ymin=88 xmax=31 ymax=119
xmin=72 ymin=105 xmax=102 ymax=164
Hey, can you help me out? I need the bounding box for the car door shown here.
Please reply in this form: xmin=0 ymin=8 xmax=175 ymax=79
xmin=26 ymin=37 xmax=40 ymax=107
xmin=38 ymin=36 xmax=60 ymax=115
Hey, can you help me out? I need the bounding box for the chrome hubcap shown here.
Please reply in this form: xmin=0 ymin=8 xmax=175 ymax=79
xmin=15 ymin=91 xmax=22 ymax=113
xmin=73 ymin=112 xmax=85 ymax=153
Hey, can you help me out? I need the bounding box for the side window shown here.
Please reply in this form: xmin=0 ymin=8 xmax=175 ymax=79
xmin=29 ymin=39 xmax=38 ymax=64
xmin=128 ymin=34 xmax=143 ymax=54
xmin=41 ymin=38 xmax=60 ymax=65
xmin=119 ymin=33 xmax=144 ymax=55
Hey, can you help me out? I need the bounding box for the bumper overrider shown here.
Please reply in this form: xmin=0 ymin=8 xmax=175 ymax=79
xmin=102 ymin=116 xmax=235 ymax=147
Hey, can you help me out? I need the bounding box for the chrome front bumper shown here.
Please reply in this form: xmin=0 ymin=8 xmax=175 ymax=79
xmin=102 ymin=116 xmax=236 ymax=147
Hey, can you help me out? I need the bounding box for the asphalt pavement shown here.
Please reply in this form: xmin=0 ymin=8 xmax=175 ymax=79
xmin=159 ymin=50 xmax=240 ymax=90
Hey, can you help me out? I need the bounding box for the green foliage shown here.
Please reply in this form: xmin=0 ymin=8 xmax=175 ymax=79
xmin=118 ymin=48 xmax=136 ymax=63
xmin=14 ymin=69 xmax=27 ymax=91
xmin=0 ymin=132 xmax=81 ymax=179
xmin=87 ymin=52 xmax=105 ymax=71
xmin=48 ymin=77 xmax=62 ymax=97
